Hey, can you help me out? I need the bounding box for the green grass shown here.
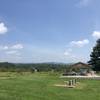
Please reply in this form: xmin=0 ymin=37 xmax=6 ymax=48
xmin=0 ymin=72 xmax=99 ymax=100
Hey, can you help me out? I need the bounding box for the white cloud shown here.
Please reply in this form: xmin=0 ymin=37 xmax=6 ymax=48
xmin=64 ymin=51 xmax=77 ymax=62
xmin=77 ymin=0 xmax=92 ymax=7
xmin=11 ymin=44 xmax=23 ymax=49
xmin=70 ymin=39 xmax=89 ymax=47
xmin=64 ymin=51 xmax=87 ymax=63
xmin=0 ymin=46 xmax=9 ymax=50
xmin=6 ymin=50 xmax=21 ymax=56
xmin=92 ymin=31 xmax=100 ymax=39
xmin=6 ymin=50 xmax=18 ymax=54
xmin=0 ymin=44 xmax=24 ymax=51
xmin=67 ymin=48 xmax=72 ymax=52
xmin=3 ymin=46 xmax=9 ymax=50
xmin=0 ymin=22 xmax=8 ymax=34
xmin=0 ymin=44 xmax=23 ymax=57
xmin=64 ymin=51 xmax=70 ymax=56
xmin=64 ymin=48 xmax=72 ymax=56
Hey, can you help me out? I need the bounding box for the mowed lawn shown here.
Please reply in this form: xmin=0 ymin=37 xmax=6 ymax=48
xmin=0 ymin=72 xmax=100 ymax=100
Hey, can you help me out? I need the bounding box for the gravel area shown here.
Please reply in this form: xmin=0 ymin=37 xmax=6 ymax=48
xmin=60 ymin=75 xmax=100 ymax=79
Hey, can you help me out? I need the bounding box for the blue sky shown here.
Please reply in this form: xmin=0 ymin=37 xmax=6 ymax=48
xmin=0 ymin=0 xmax=100 ymax=63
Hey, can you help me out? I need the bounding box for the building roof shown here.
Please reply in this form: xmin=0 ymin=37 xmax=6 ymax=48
xmin=71 ymin=62 xmax=90 ymax=69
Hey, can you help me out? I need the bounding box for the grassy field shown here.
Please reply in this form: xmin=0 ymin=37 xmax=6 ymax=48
xmin=0 ymin=72 xmax=99 ymax=100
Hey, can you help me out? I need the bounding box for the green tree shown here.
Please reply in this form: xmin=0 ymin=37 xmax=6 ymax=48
xmin=88 ymin=39 xmax=100 ymax=71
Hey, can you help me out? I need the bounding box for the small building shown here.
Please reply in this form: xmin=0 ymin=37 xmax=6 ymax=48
xmin=71 ymin=62 xmax=91 ymax=70
xmin=70 ymin=62 xmax=92 ymax=75
xmin=63 ymin=62 xmax=95 ymax=76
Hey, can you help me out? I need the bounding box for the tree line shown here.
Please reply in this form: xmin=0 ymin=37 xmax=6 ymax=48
xmin=0 ymin=62 xmax=71 ymax=72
